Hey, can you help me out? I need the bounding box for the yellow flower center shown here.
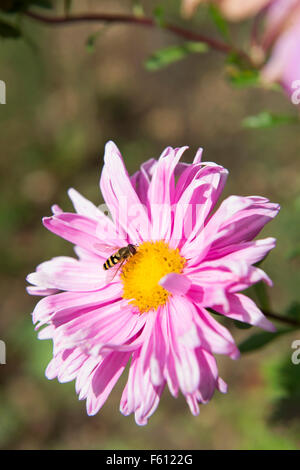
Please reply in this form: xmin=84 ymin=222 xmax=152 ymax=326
xmin=121 ymin=241 xmax=186 ymax=313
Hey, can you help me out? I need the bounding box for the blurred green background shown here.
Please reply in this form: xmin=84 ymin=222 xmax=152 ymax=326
xmin=0 ymin=0 xmax=300 ymax=450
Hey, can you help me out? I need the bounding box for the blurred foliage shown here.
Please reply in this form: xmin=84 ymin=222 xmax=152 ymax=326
xmin=253 ymin=281 xmax=270 ymax=311
xmin=145 ymin=42 xmax=208 ymax=71
xmin=239 ymin=329 xmax=293 ymax=354
xmin=239 ymin=293 xmax=300 ymax=353
xmin=153 ymin=5 xmax=165 ymax=28
xmin=264 ymin=354 xmax=300 ymax=426
xmin=0 ymin=19 xmax=21 ymax=38
xmin=0 ymin=0 xmax=52 ymax=14
xmin=242 ymin=111 xmax=299 ymax=129
xmin=227 ymin=68 xmax=260 ymax=89
xmin=208 ymin=4 xmax=230 ymax=41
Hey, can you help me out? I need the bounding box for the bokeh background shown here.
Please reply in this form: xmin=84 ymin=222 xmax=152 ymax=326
xmin=1 ymin=0 xmax=300 ymax=450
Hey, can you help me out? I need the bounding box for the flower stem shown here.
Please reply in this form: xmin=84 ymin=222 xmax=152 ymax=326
xmin=24 ymin=10 xmax=251 ymax=63
xmin=263 ymin=310 xmax=300 ymax=328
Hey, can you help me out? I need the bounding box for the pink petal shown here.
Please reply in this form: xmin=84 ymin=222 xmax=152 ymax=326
xmin=159 ymin=272 xmax=191 ymax=295
xmin=203 ymin=237 xmax=277 ymax=265
xmin=171 ymin=163 xmax=228 ymax=249
xmin=148 ymin=146 xmax=188 ymax=241
xmin=228 ymin=266 xmax=273 ymax=292
xmin=208 ymin=197 xmax=280 ymax=249
xmin=32 ymin=283 xmax=122 ymax=324
xmin=68 ymin=188 xmax=107 ymax=221
xmin=27 ymin=256 xmax=106 ymax=292
xmin=131 ymin=158 xmax=157 ymax=209
xmin=100 ymin=141 xmax=150 ymax=242
xmin=194 ymin=306 xmax=240 ymax=359
xmin=185 ymin=195 xmax=279 ymax=263
xmin=51 ymin=204 xmax=63 ymax=215
xmin=87 ymin=351 xmax=131 ymax=416
xmin=26 ymin=286 xmax=59 ymax=296
xmin=262 ymin=12 xmax=300 ymax=98
xmin=195 ymin=349 xmax=219 ymax=403
xmin=120 ymin=349 xmax=164 ymax=425
xmin=161 ymin=299 xmax=201 ymax=395
xmin=43 ymin=214 xmax=116 ymax=257
xmin=213 ymin=293 xmax=276 ymax=332
xmin=53 ymin=300 xmax=146 ymax=356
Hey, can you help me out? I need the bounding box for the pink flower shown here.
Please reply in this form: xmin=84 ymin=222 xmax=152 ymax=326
xmin=181 ymin=0 xmax=203 ymax=17
xmin=181 ymin=0 xmax=270 ymax=19
xmin=261 ymin=1 xmax=300 ymax=102
xmin=218 ymin=0 xmax=270 ymax=20
xmin=27 ymin=142 xmax=279 ymax=425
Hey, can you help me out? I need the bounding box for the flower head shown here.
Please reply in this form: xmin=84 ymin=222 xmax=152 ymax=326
xmin=181 ymin=0 xmax=270 ymax=20
xmin=261 ymin=0 xmax=300 ymax=102
xmin=27 ymin=142 xmax=279 ymax=425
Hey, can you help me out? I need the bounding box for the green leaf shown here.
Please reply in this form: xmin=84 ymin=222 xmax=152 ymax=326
xmin=29 ymin=0 xmax=52 ymax=7
xmin=0 ymin=19 xmax=21 ymax=38
xmin=253 ymin=281 xmax=270 ymax=311
xmin=226 ymin=51 xmax=259 ymax=84
xmin=153 ymin=6 xmax=165 ymax=27
xmin=206 ymin=307 xmax=221 ymax=316
xmin=85 ymin=32 xmax=98 ymax=53
xmin=208 ymin=4 xmax=230 ymax=41
xmin=64 ymin=0 xmax=72 ymax=15
xmin=85 ymin=28 xmax=106 ymax=53
xmin=233 ymin=320 xmax=253 ymax=330
xmin=287 ymin=245 xmax=300 ymax=260
xmin=132 ymin=0 xmax=144 ymax=17
xmin=227 ymin=66 xmax=260 ymax=88
xmin=226 ymin=51 xmax=244 ymax=66
xmin=286 ymin=302 xmax=300 ymax=320
xmin=1 ymin=0 xmax=52 ymax=13
xmin=264 ymin=354 xmax=300 ymax=424
xmin=242 ymin=111 xmax=299 ymax=129
xmin=239 ymin=329 xmax=292 ymax=354
xmin=145 ymin=42 xmax=209 ymax=71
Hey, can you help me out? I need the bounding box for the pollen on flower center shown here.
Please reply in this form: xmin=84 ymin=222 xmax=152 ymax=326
xmin=120 ymin=241 xmax=186 ymax=314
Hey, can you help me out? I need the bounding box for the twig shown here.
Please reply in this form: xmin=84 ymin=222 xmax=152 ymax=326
xmin=262 ymin=310 xmax=300 ymax=328
xmin=24 ymin=10 xmax=251 ymax=62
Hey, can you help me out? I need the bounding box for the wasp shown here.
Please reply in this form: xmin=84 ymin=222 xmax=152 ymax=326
xmin=94 ymin=243 xmax=137 ymax=283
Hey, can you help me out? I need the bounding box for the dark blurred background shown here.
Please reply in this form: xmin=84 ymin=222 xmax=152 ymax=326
xmin=0 ymin=0 xmax=300 ymax=449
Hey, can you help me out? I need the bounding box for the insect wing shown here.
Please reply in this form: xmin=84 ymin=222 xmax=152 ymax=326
xmin=105 ymin=259 xmax=126 ymax=284
xmin=93 ymin=243 xmax=120 ymax=256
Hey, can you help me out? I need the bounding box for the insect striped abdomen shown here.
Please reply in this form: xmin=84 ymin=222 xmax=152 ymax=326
xmin=103 ymin=252 xmax=121 ymax=270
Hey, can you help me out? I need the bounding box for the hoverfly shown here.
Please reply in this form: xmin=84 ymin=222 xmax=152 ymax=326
xmin=94 ymin=243 xmax=137 ymax=283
